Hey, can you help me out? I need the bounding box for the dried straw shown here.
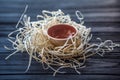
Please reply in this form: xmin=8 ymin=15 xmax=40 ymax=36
xmin=5 ymin=9 xmax=120 ymax=76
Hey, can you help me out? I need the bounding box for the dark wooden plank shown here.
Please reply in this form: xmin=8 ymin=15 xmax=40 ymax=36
xmin=1 ymin=7 xmax=120 ymax=13
xmin=0 ymin=0 xmax=119 ymax=9
xmin=0 ymin=12 xmax=120 ymax=23
xmin=0 ymin=0 xmax=120 ymax=23
xmin=0 ymin=75 xmax=120 ymax=80
xmin=0 ymin=58 xmax=120 ymax=75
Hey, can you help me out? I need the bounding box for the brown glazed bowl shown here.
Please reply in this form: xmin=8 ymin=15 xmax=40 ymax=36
xmin=47 ymin=24 xmax=78 ymax=46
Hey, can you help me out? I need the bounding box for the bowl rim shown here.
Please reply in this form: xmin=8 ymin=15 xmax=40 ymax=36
xmin=46 ymin=24 xmax=78 ymax=40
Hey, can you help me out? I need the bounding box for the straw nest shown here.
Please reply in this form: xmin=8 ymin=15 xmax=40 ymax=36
xmin=5 ymin=9 xmax=119 ymax=76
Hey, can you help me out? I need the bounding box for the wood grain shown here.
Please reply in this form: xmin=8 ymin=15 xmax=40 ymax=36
xmin=0 ymin=0 xmax=120 ymax=80
xmin=0 ymin=75 xmax=120 ymax=80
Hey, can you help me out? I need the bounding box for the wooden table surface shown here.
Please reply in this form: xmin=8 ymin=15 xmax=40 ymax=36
xmin=0 ymin=0 xmax=120 ymax=80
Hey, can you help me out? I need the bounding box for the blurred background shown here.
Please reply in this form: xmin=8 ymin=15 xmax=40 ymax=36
xmin=0 ymin=0 xmax=120 ymax=23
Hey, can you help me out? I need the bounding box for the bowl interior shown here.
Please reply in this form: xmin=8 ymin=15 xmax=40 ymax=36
xmin=47 ymin=24 xmax=77 ymax=40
